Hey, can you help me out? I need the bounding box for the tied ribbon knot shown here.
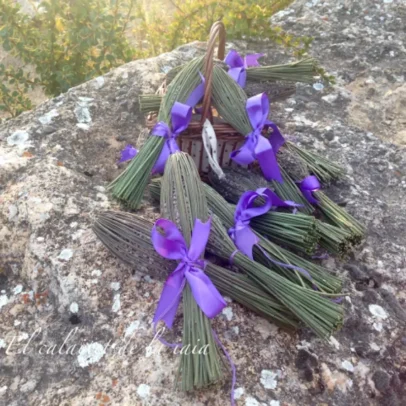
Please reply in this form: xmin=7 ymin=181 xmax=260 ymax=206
xmin=224 ymin=49 xmax=264 ymax=88
xmin=230 ymin=93 xmax=285 ymax=183
xmin=152 ymin=218 xmax=226 ymax=328
xmin=151 ymin=102 xmax=192 ymax=174
xmin=118 ymin=72 xmax=205 ymax=168
xmin=229 ymin=188 xmax=311 ymax=280
xmin=299 ymin=175 xmax=321 ymax=204
xmin=228 ymin=188 xmax=300 ymax=259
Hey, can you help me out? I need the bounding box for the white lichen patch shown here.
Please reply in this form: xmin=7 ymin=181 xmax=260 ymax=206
xmin=222 ymin=307 xmax=233 ymax=321
xmin=234 ymin=387 xmax=244 ymax=399
xmin=7 ymin=130 xmax=31 ymax=150
xmin=136 ymin=384 xmax=150 ymax=399
xmin=245 ymin=397 xmax=260 ymax=406
xmin=0 ymin=295 xmax=9 ymax=311
xmin=270 ymin=401 xmax=280 ymax=406
xmin=38 ymin=109 xmax=59 ymax=125
xmin=125 ymin=321 xmax=141 ymax=337
xmin=341 ymin=360 xmax=354 ymax=373
xmin=76 ymin=123 xmax=90 ymax=131
xmin=8 ymin=205 xmax=18 ymax=221
xmin=71 ymin=229 xmax=85 ymax=241
xmin=58 ymin=248 xmax=73 ymax=261
xmin=77 ymin=342 xmax=105 ymax=367
xmin=112 ymin=294 xmax=121 ymax=313
xmin=373 ymin=322 xmax=383 ymax=332
xmin=110 ymin=282 xmax=121 ymax=291
xmin=313 ymin=83 xmax=324 ymax=91
xmin=329 ymin=336 xmax=341 ymax=350
xmin=92 ymin=76 xmax=105 ymax=89
xmin=13 ymin=285 xmax=23 ymax=295
xmin=91 ymin=269 xmax=102 ymax=277
xmin=369 ymin=304 xmax=388 ymax=320
xmin=74 ymin=105 xmax=92 ymax=124
xmin=0 ymin=338 xmax=6 ymax=349
xmin=69 ymin=302 xmax=79 ymax=313
xmin=260 ymin=370 xmax=278 ymax=390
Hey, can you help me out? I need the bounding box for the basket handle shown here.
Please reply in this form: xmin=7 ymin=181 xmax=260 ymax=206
xmin=200 ymin=21 xmax=226 ymax=124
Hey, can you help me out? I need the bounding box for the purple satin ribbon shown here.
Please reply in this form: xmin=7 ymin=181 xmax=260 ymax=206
xmin=229 ymin=188 xmax=312 ymax=280
xmin=152 ymin=218 xmax=226 ymax=328
xmin=228 ymin=188 xmax=300 ymax=259
xmin=185 ymin=72 xmax=205 ymax=107
xmin=119 ymin=76 xmax=203 ymax=166
xmin=230 ymin=93 xmax=285 ymax=182
xmin=151 ymin=102 xmax=192 ymax=173
xmin=118 ymin=144 xmax=138 ymax=163
xmin=299 ymin=175 xmax=321 ymax=204
xmin=224 ymin=49 xmax=264 ymax=87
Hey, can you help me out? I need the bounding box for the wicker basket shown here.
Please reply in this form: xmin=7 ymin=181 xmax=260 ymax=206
xmin=146 ymin=22 xmax=245 ymax=174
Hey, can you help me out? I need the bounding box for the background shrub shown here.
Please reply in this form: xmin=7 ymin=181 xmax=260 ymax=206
xmin=0 ymin=0 xmax=311 ymax=119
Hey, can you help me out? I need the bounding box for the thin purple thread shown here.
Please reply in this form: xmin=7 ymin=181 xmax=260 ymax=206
xmin=256 ymin=244 xmax=312 ymax=281
xmin=229 ymin=250 xmax=239 ymax=266
xmin=311 ymin=252 xmax=330 ymax=260
xmin=212 ymin=330 xmax=236 ymax=406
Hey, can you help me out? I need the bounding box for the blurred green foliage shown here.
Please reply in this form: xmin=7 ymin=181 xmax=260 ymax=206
xmin=0 ymin=0 xmax=316 ymax=119
xmin=0 ymin=0 xmax=138 ymax=117
xmin=134 ymin=0 xmax=311 ymax=57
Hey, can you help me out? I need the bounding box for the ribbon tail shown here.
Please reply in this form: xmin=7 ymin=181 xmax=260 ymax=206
xmin=186 ymin=78 xmax=205 ymax=107
xmin=257 ymin=187 xmax=301 ymax=208
xmin=152 ymin=142 xmax=171 ymax=174
xmin=256 ymin=148 xmax=283 ymax=183
xmin=234 ymin=227 xmax=258 ymax=260
xmin=302 ymin=189 xmax=319 ymax=204
xmin=153 ymin=269 xmax=185 ymax=328
xmin=188 ymin=218 xmax=211 ymax=261
xmin=185 ymin=269 xmax=226 ymax=318
xmin=228 ymin=67 xmax=246 ymax=87
xmin=267 ymin=122 xmax=286 ymax=153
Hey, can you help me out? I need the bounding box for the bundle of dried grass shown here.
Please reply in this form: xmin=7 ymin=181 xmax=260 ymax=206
xmin=93 ymin=211 xmax=300 ymax=331
xmin=109 ymin=56 xmax=205 ymax=209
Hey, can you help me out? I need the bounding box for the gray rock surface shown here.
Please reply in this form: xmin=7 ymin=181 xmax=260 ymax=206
xmin=0 ymin=0 xmax=405 ymax=405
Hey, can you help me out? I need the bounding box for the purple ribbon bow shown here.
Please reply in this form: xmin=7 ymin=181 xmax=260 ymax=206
xmin=152 ymin=218 xmax=226 ymax=328
xmin=151 ymin=102 xmax=192 ymax=173
xmin=119 ymin=75 xmax=204 ymax=166
xmin=230 ymin=93 xmax=285 ymax=182
xmin=299 ymin=176 xmax=321 ymax=204
xmin=229 ymin=188 xmax=312 ymax=281
xmin=224 ymin=49 xmax=264 ymax=87
xmin=229 ymin=188 xmax=299 ymax=259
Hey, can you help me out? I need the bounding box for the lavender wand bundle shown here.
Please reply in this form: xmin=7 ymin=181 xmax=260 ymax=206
xmin=93 ymin=211 xmax=299 ymax=330
xmin=210 ymin=65 xmax=314 ymax=214
xmin=207 ymin=214 xmax=344 ymax=339
xmin=159 ymin=151 xmax=224 ymax=391
xmin=209 ymin=167 xmax=354 ymax=256
xmin=149 ymin=179 xmax=343 ymax=295
xmin=109 ymin=56 xmax=205 ymax=209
